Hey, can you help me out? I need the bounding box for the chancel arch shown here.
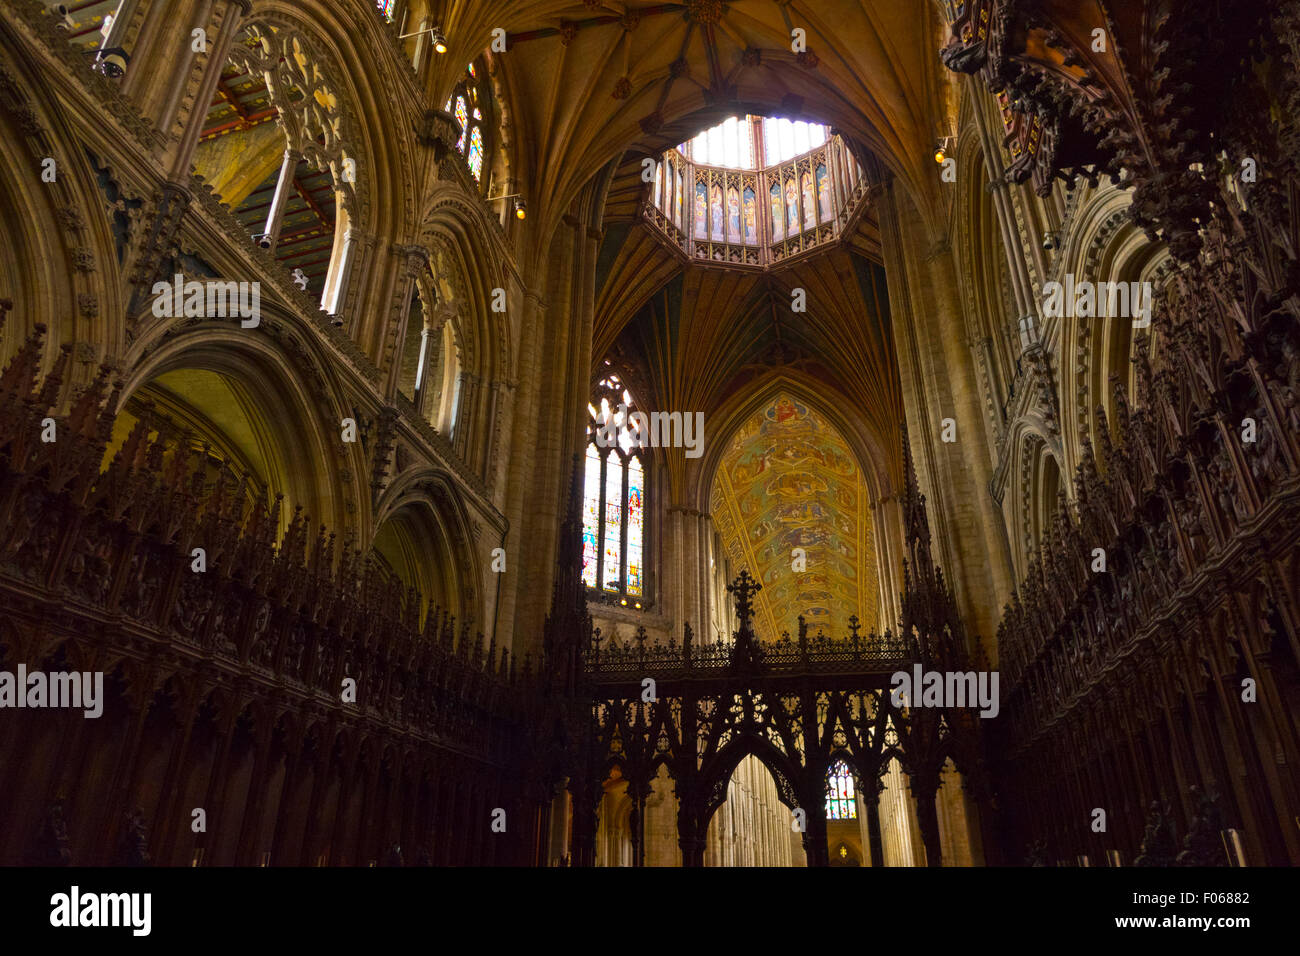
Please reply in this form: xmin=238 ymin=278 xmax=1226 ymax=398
xmin=698 ymin=378 xmax=902 ymax=637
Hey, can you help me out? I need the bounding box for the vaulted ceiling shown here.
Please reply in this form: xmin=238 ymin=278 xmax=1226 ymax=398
xmin=599 ymin=240 xmax=904 ymax=499
xmin=437 ymin=0 xmax=957 ymax=251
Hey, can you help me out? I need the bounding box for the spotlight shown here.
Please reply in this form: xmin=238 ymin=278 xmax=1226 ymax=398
xmin=933 ymin=135 xmax=954 ymax=165
xmin=54 ymin=3 xmax=74 ymax=30
xmin=1042 ymin=231 xmax=1060 ymax=252
xmin=514 ymin=198 xmax=527 ymax=220
xmin=432 ymin=28 xmax=447 ymax=54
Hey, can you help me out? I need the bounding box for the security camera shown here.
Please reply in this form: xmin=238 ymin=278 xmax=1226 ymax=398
xmin=100 ymin=55 xmax=126 ymax=77
xmin=96 ymin=47 xmax=130 ymax=78
xmin=257 ymin=236 xmax=272 ymax=249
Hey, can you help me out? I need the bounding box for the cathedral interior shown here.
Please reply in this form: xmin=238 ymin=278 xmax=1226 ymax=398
xmin=1 ymin=0 xmax=1298 ymax=870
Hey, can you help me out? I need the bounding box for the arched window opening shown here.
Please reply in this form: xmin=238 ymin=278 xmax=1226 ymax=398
xmin=397 ymin=277 xmax=462 ymax=435
xmin=826 ymin=760 xmax=857 ymax=820
xmin=444 ymin=62 xmax=491 ymax=187
xmin=583 ymin=372 xmax=647 ymax=603
xmin=194 ymin=25 xmax=359 ymax=307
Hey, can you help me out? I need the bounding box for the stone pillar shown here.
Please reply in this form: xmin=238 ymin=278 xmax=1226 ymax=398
xmin=262 ymin=149 xmax=303 ymax=253
xmin=164 ymin=0 xmax=253 ymax=179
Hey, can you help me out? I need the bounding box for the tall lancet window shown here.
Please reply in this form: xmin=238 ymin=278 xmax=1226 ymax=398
xmin=583 ymin=373 xmax=646 ymax=602
xmin=826 ymin=760 xmax=857 ymax=819
xmin=444 ymin=62 xmax=490 ymax=186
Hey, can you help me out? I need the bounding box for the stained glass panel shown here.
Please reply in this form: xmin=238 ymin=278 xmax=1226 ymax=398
xmin=770 ymin=182 xmax=783 ymax=241
xmin=816 ymin=163 xmax=831 ymax=221
xmin=626 ymin=457 xmax=644 ymax=596
xmin=377 ymin=0 xmax=395 ymax=19
xmin=454 ymin=97 xmax=468 ymax=152
xmin=467 ymin=127 xmax=484 ymax=182
xmin=825 ymin=760 xmax=857 ymax=820
xmin=802 ymin=171 xmax=815 ymax=228
xmin=603 ymin=451 xmax=623 ymax=591
xmin=743 ymin=187 xmax=757 ymax=244
xmin=709 ymin=184 xmax=723 ymax=240
xmin=582 ymin=446 xmax=602 ymax=587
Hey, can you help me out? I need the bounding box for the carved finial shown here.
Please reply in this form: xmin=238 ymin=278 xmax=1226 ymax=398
xmin=727 ymin=569 xmax=762 ymax=630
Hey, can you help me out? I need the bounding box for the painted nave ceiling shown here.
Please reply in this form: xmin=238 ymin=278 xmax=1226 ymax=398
xmin=0 ymin=0 xmax=1297 ymax=882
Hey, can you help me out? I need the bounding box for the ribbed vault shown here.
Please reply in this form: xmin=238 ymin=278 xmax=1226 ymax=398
xmin=604 ymin=248 xmax=903 ymax=498
xmin=433 ymin=0 xmax=957 ymax=258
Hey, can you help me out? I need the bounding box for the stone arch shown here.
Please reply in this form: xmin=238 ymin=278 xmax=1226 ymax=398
xmin=1055 ymin=183 xmax=1173 ymax=477
xmin=189 ymin=3 xmax=419 ymax=319
xmin=114 ymin=317 xmax=355 ymax=538
xmin=372 ymin=466 xmax=485 ymax=626
xmin=954 ymin=131 xmax=1017 ymax=436
xmin=0 ymin=45 xmax=128 ymax=382
xmin=1005 ymin=422 xmax=1065 ymax=575
xmin=693 ymin=371 xmax=904 ymax=634
xmin=699 ymin=735 xmax=803 ymax=828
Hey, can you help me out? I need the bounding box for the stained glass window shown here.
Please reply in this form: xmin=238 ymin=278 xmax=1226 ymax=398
xmin=446 ymin=63 xmax=491 ymax=192
xmin=582 ymin=372 xmax=648 ymax=601
xmin=743 ymin=187 xmax=757 ymax=244
xmin=467 ymin=127 xmax=484 ymax=182
xmin=603 ymin=451 xmax=623 ymax=590
xmin=826 ymin=760 xmax=857 ymax=820
xmin=454 ymin=96 xmax=468 ymax=151
xmin=376 ymin=0 xmax=395 ymax=19
xmin=582 ymin=446 xmax=601 ymax=587
xmin=626 ymin=457 xmax=643 ymax=596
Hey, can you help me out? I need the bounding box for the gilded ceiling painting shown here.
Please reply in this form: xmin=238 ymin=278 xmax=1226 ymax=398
xmin=711 ymin=395 xmax=875 ymax=641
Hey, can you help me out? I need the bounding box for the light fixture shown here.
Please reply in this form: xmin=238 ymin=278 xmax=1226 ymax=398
xmin=620 ymin=598 xmax=628 ymax=606
xmin=487 ymin=192 xmax=527 ymax=220
xmin=933 ymin=136 xmax=954 ymax=164
xmin=396 ymin=24 xmax=447 ymax=53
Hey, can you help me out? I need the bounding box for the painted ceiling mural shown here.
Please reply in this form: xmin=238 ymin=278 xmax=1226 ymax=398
xmin=711 ymin=394 xmax=875 ymax=642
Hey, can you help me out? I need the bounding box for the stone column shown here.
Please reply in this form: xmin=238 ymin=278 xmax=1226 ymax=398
xmin=164 ymin=0 xmax=253 ymax=179
xmin=262 ymin=149 xmax=303 ymax=253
